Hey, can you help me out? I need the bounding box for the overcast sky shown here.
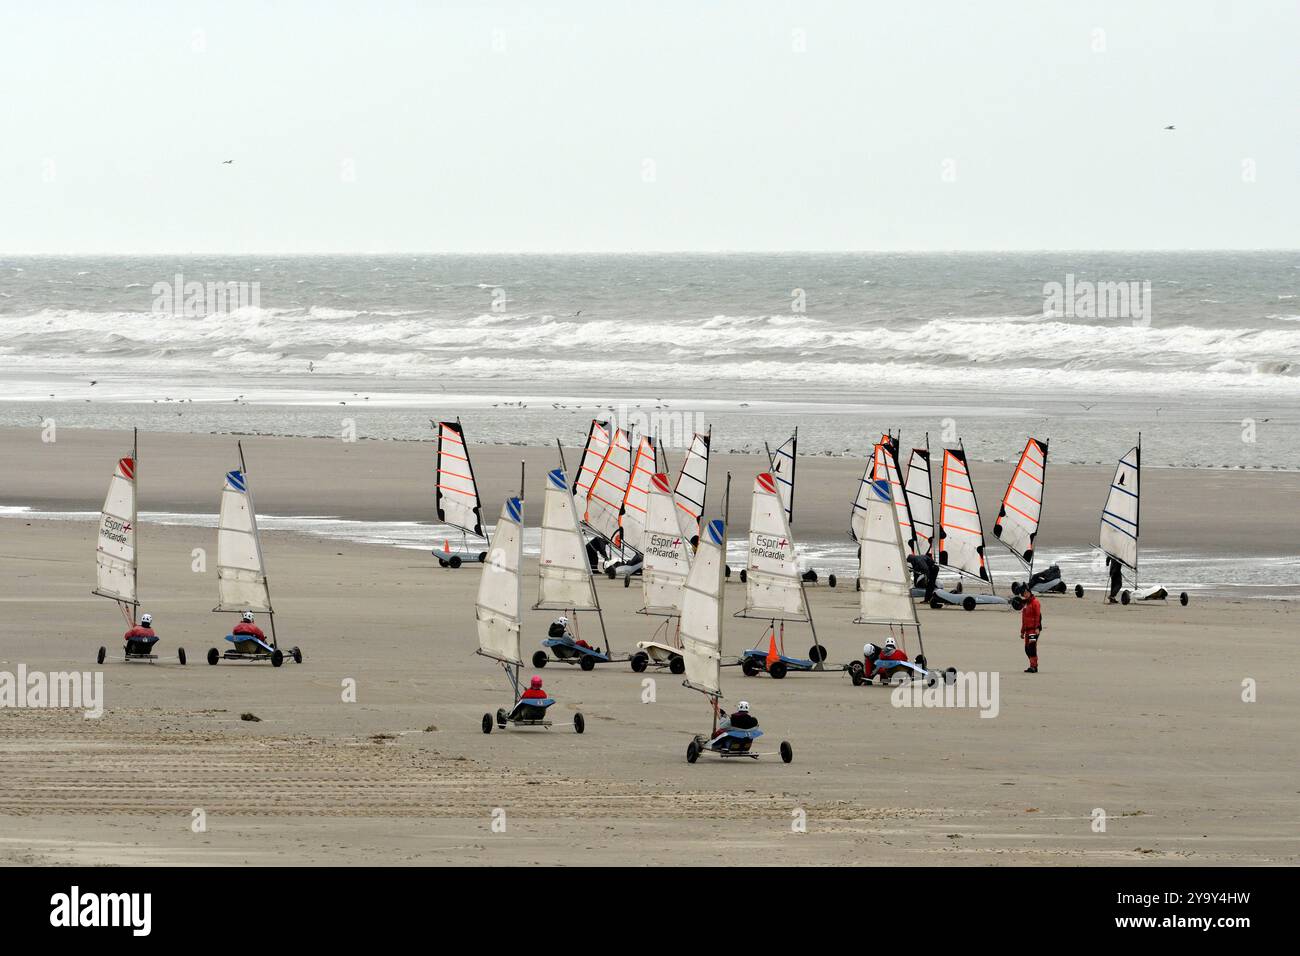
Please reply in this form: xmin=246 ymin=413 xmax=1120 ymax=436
xmin=1 ymin=1 xmax=1295 ymax=253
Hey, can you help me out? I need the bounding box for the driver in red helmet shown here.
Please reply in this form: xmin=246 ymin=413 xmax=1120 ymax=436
xmin=521 ymin=675 xmax=548 ymax=700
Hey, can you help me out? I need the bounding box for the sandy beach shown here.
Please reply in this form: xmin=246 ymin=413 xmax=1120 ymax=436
xmin=1 ymin=426 xmax=1297 ymax=865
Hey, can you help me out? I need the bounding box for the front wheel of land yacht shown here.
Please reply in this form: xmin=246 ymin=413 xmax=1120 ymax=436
xmin=532 ymin=651 xmax=548 ymax=668
xmin=481 ymin=714 xmax=493 ymax=734
xmin=478 ymin=551 xmax=488 ymax=563
xmin=1010 ymin=596 xmax=1023 ymax=611
xmin=207 ymin=648 xmax=220 ymax=666
xmin=291 ymin=646 xmax=303 ymax=664
xmin=848 ymin=661 xmax=865 ymax=686
xmin=686 ymin=739 xmax=700 ymax=764
xmin=962 ymin=596 xmax=977 ymax=612
xmin=828 ymin=574 xmax=837 ymax=589
xmin=573 ymin=712 xmax=585 ymax=734
xmin=606 ymin=567 xmax=617 ymax=580
xmin=669 ymin=656 xmax=685 ymax=675
xmin=96 ymin=646 xmax=106 ymax=665
xmin=437 ymin=558 xmax=448 ymax=568
xmin=1075 ymin=584 xmax=1085 ymax=598
xmin=741 ymin=658 xmax=760 ymax=677
xmin=725 ymin=565 xmax=731 ymax=578
xmin=579 ymin=655 xmax=596 ymax=672
xmin=271 ymin=649 xmax=284 ymax=667
xmin=930 ymin=598 xmax=944 ymax=610
xmin=630 ymin=652 xmax=648 ymax=673
xmin=780 ymin=741 xmax=793 ymax=764
xmin=178 ymin=648 xmax=186 ymax=666
xmin=739 ymin=568 xmax=748 ymax=584
xmin=1180 ymin=592 xmax=1189 ymax=605
xmin=1120 ymin=590 xmax=1131 ymax=606
xmin=449 ymin=555 xmax=462 ymax=569
xmin=769 ymin=660 xmax=788 ymax=680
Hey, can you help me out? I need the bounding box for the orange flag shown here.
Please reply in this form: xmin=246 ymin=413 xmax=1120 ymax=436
xmin=765 ymin=632 xmax=779 ymax=669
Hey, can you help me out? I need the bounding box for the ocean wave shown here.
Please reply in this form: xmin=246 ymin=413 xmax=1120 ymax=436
xmin=4 ymin=308 xmax=1300 ymax=392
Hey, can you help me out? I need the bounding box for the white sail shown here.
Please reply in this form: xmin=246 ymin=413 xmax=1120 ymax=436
xmin=536 ymin=467 xmax=600 ymax=610
xmin=94 ymin=453 xmax=137 ymax=605
xmin=216 ymin=467 xmax=272 ymax=611
xmin=904 ymin=447 xmax=936 ymax=558
xmin=857 ymin=446 xmax=920 ymax=627
xmin=617 ymin=434 xmax=656 ymax=554
xmin=573 ymin=419 xmax=612 ymax=519
xmin=852 ymin=441 xmax=912 ymax=548
xmin=435 ymin=420 xmax=483 ymax=538
xmin=768 ymin=431 xmax=797 ymax=525
xmin=476 ymin=495 xmax=525 ymax=665
xmin=673 ymin=431 xmax=710 ymax=542
xmin=681 ymin=517 xmax=726 ymax=697
xmin=641 ymin=473 xmax=692 ymax=616
xmin=1099 ymin=443 xmax=1140 ymax=572
xmin=741 ymin=472 xmax=809 ymax=621
xmin=938 ymin=446 xmax=991 ymax=583
xmin=994 ymin=437 xmax=1049 ymax=568
xmin=584 ymin=427 xmax=631 ymax=543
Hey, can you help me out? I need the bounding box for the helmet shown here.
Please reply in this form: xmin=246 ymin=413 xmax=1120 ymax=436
xmin=529 ymin=675 xmax=543 ymax=688
xmin=140 ymin=613 xmax=153 ymax=627
xmin=884 ymin=637 xmax=897 ymax=651
xmin=242 ymin=611 xmax=255 ymax=623
xmin=863 ymin=642 xmax=877 ymax=656
xmin=737 ymin=701 xmax=750 ymax=713
xmin=556 ymin=616 xmax=569 ymax=627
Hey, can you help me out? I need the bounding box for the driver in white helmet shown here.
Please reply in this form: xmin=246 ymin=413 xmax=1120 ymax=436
xmin=232 ymin=610 xmax=267 ymax=642
xmin=714 ymin=698 xmax=759 ymax=737
xmin=124 ymin=612 xmax=157 ymax=645
xmin=547 ymin=615 xmax=593 ymax=650
xmin=869 ymin=635 xmax=909 ymax=682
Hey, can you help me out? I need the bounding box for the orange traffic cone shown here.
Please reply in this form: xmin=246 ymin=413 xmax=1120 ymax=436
xmin=765 ymin=632 xmax=779 ymax=669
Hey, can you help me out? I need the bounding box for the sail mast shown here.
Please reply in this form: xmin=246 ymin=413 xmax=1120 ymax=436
xmin=239 ymin=441 xmax=278 ymax=650
xmin=132 ymin=428 xmax=139 ymax=624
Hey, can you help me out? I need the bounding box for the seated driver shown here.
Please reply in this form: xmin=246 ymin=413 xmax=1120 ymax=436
xmin=870 ymin=636 xmax=909 ymax=681
xmin=714 ymin=700 xmax=758 ymax=737
xmin=520 ymin=675 xmax=548 ymax=701
xmin=549 ymin=615 xmax=594 ymax=650
xmin=124 ymin=612 xmax=157 ymax=644
xmin=232 ymin=610 xmax=266 ymax=641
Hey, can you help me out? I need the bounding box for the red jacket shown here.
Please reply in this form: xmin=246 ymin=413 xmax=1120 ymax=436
xmin=124 ymin=625 xmax=156 ymax=641
xmin=233 ymin=622 xmax=266 ymax=640
xmin=1020 ymin=596 xmax=1042 ymax=637
xmin=521 ymin=687 xmax=548 ymax=700
xmin=872 ymin=648 xmax=908 ymax=675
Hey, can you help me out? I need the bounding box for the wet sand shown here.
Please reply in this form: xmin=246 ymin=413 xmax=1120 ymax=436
xmin=1 ymin=427 xmax=1297 ymax=865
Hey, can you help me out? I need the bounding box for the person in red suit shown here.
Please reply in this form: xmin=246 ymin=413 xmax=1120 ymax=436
xmin=124 ymin=612 xmax=156 ymax=643
xmin=1020 ymin=591 xmax=1042 ymax=673
xmin=232 ymin=610 xmax=266 ymax=641
xmin=520 ymin=676 xmax=548 ymax=700
xmin=870 ymin=636 xmax=909 ymax=682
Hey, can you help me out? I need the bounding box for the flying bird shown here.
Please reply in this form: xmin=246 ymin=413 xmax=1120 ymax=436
xmin=222 ymin=159 xmax=234 ymax=164
xmin=1163 ymin=125 xmax=1175 ymax=131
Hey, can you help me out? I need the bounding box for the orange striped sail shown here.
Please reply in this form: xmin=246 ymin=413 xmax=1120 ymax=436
xmin=938 ymin=445 xmax=990 ymax=583
xmin=994 ymin=437 xmax=1048 ymax=569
